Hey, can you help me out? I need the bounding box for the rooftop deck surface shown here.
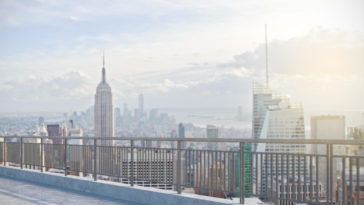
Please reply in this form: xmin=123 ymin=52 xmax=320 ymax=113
xmin=0 ymin=176 xmax=139 ymax=205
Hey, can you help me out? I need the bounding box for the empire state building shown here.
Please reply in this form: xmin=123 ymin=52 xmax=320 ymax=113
xmin=94 ymin=55 xmax=114 ymax=145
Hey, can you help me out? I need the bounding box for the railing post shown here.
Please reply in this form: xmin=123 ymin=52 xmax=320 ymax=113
xmin=240 ymin=142 xmax=245 ymax=205
xmin=64 ymin=138 xmax=67 ymax=176
xmin=177 ymin=140 xmax=182 ymax=194
xmin=3 ymin=137 xmax=6 ymax=166
xmin=1 ymin=137 xmax=3 ymax=166
xmin=329 ymin=144 xmax=333 ymax=204
xmin=130 ymin=140 xmax=134 ymax=186
xmin=40 ymin=138 xmax=43 ymax=172
xmin=326 ymin=144 xmax=332 ymax=204
xmin=93 ymin=139 xmax=97 ymax=181
xmin=20 ymin=137 xmax=23 ymax=169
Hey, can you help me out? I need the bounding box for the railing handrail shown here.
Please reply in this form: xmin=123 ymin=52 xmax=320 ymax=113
xmin=2 ymin=135 xmax=364 ymax=145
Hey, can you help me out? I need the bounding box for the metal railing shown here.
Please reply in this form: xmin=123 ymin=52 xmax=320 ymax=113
xmin=0 ymin=136 xmax=363 ymax=205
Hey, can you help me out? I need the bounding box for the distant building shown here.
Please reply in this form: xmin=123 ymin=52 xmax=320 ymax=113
xmin=149 ymin=109 xmax=158 ymax=122
xmin=335 ymin=170 xmax=364 ymax=205
xmin=114 ymin=107 xmax=121 ymax=128
xmin=207 ymin=125 xmax=218 ymax=150
xmin=253 ymin=82 xmax=286 ymax=142
xmin=193 ymin=162 xmax=228 ymax=198
xmin=39 ymin=123 xmax=48 ymax=136
xmin=94 ymin=54 xmax=114 ymax=146
xmin=138 ymin=93 xmax=144 ymax=119
xmin=229 ymin=145 xmax=252 ymax=198
xmin=179 ymin=123 xmax=185 ymax=149
xmin=347 ymin=126 xmax=364 ymax=167
xmin=254 ymin=82 xmax=306 ymax=199
xmin=38 ymin=116 xmax=44 ymax=127
xmin=268 ymin=178 xmax=325 ymax=205
xmin=47 ymin=124 xmax=62 ymax=137
xmin=311 ymin=115 xmax=345 ymax=197
xmin=348 ymin=126 xmax=364 ymax=140
xmin=68 ymin=127 xmax=83 ymax=144
xmin=178 ymin=123 xmax=185 ymax=138
xmin=115 ymin=149 xmax=174 ymax=190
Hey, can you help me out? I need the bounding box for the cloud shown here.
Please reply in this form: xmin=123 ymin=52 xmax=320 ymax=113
xmin=0 ymin=71 xmax=94 ymax=112
xmin=1 ymin=27 xmax=364 ymax=114
xmin=221 ymin=27 xmax=364 ymax=76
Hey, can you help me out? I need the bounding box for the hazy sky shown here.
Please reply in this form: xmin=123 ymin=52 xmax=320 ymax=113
xmin=0 ymin=0 xmax=363 ymax=113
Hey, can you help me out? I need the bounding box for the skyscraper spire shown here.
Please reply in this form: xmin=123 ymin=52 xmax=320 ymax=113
xmin=102 ymin=51 xmax=106 ymax=83
xmin=265 ymin=24 xmax=269 ymax=88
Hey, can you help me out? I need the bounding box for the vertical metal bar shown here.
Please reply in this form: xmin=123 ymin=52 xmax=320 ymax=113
xmin=3 ymin=137 xmax=6 ymax=166
xmin=40 ymin=138 xmax=43 ymax=172
xmin=215 ymin=151 xmax=217 ymax=191
xmin=185 ymin=149 xmax=187 ymax=187
xmin=261 ymin=153 xmax=264 ymax=196
xmin=298 ymin=155 xmax=301 ymax=202
xmin=200 ymin=151 xmax=202 ymax=189
xmin=177 ymin=140 xmax=181 ymax=194
xmin=240 ymin=142 xmax=245 ymax=204
xmin=219 ymin=151 xmax=222 ymax=192
xmin=256 ymin=153 xmax=259 ymax=195
xmin=208 ymin=151 xmax=211 ymax=192
xmin=281 ymin=154 xmax=284 ymax=201
xmin=292 ymin=154 xmax=296 ymax=202
xmin=250 ymin=151 xmax=253 ymax=196
xmin=193 ymin=150 xmax=195 ymax=188
xmin=269 ymin=154 xmax=273 ymax=198
xmin=64 ymin=138 xmax=67 ymax=176
xmin=20 ymin=137 xmax=23 ymax=169
xmin=315 ymin=155 xmax=319 ymax=203
xmin=326 ymin=144 xmax=330 ymax=204
xmin=342 ymin=157 xmax=346 ymax=205
xmin=93 ymin=139 xmax=97 ymax=181
xmin=204 ymin=151 xmax=207 ymax=189
xmin=303 ymin=155 xmax=307 ymax=201
xmin=165 ymin=149 xmax=167 ymax=187
xmin=275 ymin=153 xmax=278 ymax=203
xmin=265 ymin=153 xmax=268 ymax=198
xmin=229 ymin=151 xmax=232 ymax=194
xmin=356 ymin=157 xmax=359 ymax=205
xmin=349 ymin=157 xmax=353 ymax=205
xmin=286 ymin=154 xmax=289 ymax=202
xmin=225 ymin=151 xmax=228 ymax=192
xmin=186 ymin=150 xmax=189 ymax=186
xmin=130 ymin=140 xmax=134 ymax=186
xmin=330 ymin=144 xmax=333 ymax=204
xmin=309 ymin=155 xmax=313 ymax=203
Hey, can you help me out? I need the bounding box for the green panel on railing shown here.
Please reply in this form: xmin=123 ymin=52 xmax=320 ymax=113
xmin=229 ymin=143 xmax=252 ymax=197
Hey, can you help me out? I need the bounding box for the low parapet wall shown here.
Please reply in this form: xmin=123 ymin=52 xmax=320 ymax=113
xmin=0 ymin=166 xmax=238 ymax=205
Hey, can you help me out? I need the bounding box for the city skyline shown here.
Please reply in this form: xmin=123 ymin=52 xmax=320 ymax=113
xmin=0 ymin=1 xmax=364 ymax=114
xmin=0 ymin=2 xmax=363 ymax=204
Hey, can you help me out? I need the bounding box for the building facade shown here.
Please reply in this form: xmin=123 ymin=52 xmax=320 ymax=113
xmin=311 ymin=115 xmax=345 ymax=198
xmin=207 ymin=125 xmax=218 ymax=150
xmin=94 ymin=55 xmax=114 ymax=146
xmin=253 ymin=82 xmax=307 ymax=199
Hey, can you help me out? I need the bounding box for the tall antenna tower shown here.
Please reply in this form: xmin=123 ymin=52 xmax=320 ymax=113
xmin=265 ymin=24 xmax=269 ymax=88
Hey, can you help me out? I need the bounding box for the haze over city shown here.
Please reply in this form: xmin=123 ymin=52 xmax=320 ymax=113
xmin=0 ymin=0 xmax=363 ymax=116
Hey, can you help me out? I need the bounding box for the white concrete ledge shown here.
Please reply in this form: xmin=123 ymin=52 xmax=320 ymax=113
xmin=0 ymin=166 xmax=239 ymax=205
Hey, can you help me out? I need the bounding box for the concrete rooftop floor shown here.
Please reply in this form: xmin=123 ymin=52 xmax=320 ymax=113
xmin=0 ymin=176 xmax=140 ymax=205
